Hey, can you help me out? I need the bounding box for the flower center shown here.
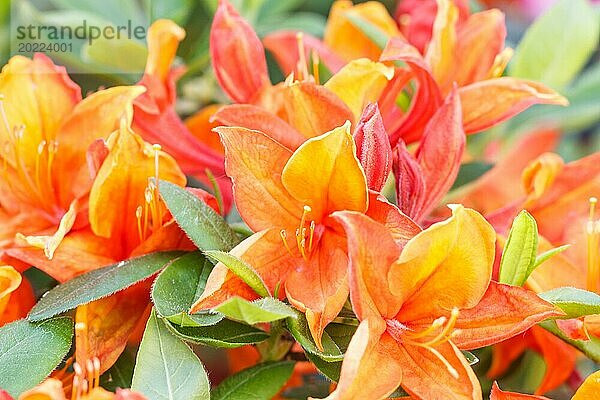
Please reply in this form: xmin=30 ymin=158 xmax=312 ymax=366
xmin=587 ymin=197 xmax=600 ymax=293
xmin=386 ymin=308 xmax=462 ymax=379
xmin=0 ymin=94 xmax=61 ymax=219
xmin=136 ymin=142 xmax=165 ymax=242
xmin=280 ymin=205 xmax=316 ymax=261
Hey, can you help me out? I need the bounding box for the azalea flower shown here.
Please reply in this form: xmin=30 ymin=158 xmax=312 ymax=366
xmin=16 ymin=375 xmax=146 ymax=400
xmin=192 ymin=122 xmax=419 ymax=348
xmin=321 ymin=205 xmax=561 ymax=399
xmin=0 ymin=265 xmax=34 ymax=326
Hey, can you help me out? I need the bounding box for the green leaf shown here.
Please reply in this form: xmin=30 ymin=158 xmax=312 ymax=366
xmin=0 ymin=317 xmax=73 ymax=397
xmin=28 ymin=251 xmax=183 ymax=322
xmin=345 ymin=12 xmax=389 ymax=50
xmin=166 ymin=319 xmax=269 ymax=348
xmin=509 ymin=0 xmax=600 ymax=89
xmin=305 ymin=352 xmax=342 ymax=381
xmin=498 ymin=210 xmax=538 ymax=286
xmin=204 ymin=250 xmax=270 ymax=298
xmin=450 ymin=161 xmax=494 ymax=191
xmin=214 ymin=297 xmax=296 ymax=325
xmin=159 ymin=180 xmax=240 ymax=252
xmin=131 ymin=310 xmax=210 ymax=400
xmin=461 ymin=350 xmax=479 ymax=366
xmin=285 ymin=310 xmax=343 ymax=362
xmin=533 ymin=244 xmax=570 ymax=269
xmin=539 ymin=287 xmax=600 ymax=318
xmin=211 ymin=361 xmax=295 ymax=400
xmin=540 ymin=320 xmax=600 ymax=363
xmin=152 ymin=252 xmax=223 ymax=327
xmin=100 ymin=346 xmax=137 ymax=390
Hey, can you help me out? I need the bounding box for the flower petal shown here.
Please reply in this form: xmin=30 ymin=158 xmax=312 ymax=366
xmin=530 ymin=326 xmax=577 ymax=395
xmin=573 ymin=370 xmax=600 ymax=400
xmin=215 ymin=126 xmax=302 ymax=232
xmin=451 ymin=282 xmax=563 ymax=349
xmin=393 ymin=141 xmax=426 ymax=220
xmin=459 ymin=77 xmax=568 ymax=134
xmin=353 ymin=104 xmax=393 ymax=192
xmin=210 ymin=0 xmax=270 ymax=103
xmin=390 ymin=205 xmax=496 ymax=322
xmin=365 ymin=192 xmax=421 ymax=248
xmin=144 ymin=19 xmax=185 ymax=83
xmin=398 ymin=341 xmax=481 ymax=400
xmin=490 ymin=382 xmax=549 ymax=400
xmin=424 ymin=0 xmax=459 ymax=93
xmin=324 ymin=59 xmax=394 ymax=120
xmin=282 ymin=123 xmax=368 ymax=221
xmin=320 ymin=321 xmax=403 ymax=400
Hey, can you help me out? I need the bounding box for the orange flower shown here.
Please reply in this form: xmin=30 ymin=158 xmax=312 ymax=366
xmin=0 ymin=265 xmax=34 ymax=327
xmin=490 ymin=369 xmax=600 ymax=399
xmin=192 ymin=123 xmax=419 ymax=348
xmin=322 ymin=206 xmax=561 ymax=399
xmin=17 ymin=377 xmax=147 ymax=400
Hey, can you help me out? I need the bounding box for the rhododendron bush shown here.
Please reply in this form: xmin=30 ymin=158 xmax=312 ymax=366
xmin=0 ymin=0 xmax=599 ymax=399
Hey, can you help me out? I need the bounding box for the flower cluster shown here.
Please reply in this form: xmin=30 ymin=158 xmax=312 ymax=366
xmin=0 ymin=1 xmax=599 ymax=399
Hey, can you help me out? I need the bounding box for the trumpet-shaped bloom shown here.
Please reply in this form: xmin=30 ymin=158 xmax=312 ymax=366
xmin=322 ymin=206 xmax=560 ymax=399
xmin=192 ymin=123 xmax=419 ymax=348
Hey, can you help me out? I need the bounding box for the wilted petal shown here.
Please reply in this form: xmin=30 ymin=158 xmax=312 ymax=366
xmin=353 ymin=104 xmax=393 ymax=191
xmin=210 ymin=0 xmax=270 ymax=103
xmin=460 ymin=77 xmax=568 ymax=134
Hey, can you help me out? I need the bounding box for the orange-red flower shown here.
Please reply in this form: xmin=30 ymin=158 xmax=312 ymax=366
xmin=192 ymin=123 xmax=419 ymax=348
xmin=322 ymin=206 xmax=561 ymax=399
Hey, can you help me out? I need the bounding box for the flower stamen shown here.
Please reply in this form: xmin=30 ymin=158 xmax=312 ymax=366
xmin=587 ymin=197 xmax=600 ymax=293
xmin=296 ymin=32 xmax=309 ymax=82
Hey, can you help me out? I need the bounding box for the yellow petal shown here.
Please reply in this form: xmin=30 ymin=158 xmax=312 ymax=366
xmin=390 ymin=205 xmax=496 ymax=322
xmin=17 ymin=378 xmax=67 ymax=400
xmin=0 ymin=265 xmax=21 ymax=316
xmin=424 ymin=0 xmax=459 ymax=92
xmin=521 ymin=153 xmax=564 ymax=206
xmin=324 ymin=58 xmax=394 ymax=119
xmin=281 ymin=122 xmax=368 ymax=221
xmin=145 ymin=19 xmax=185 ymax=82
xmin=573 ymin=370 xmax=600 ymax=400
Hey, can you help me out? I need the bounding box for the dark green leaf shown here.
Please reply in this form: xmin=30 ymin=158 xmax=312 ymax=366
xmin=100 ymin=346 xmax=137 ymax=390
xmin=212 ymin=361 xmax=295 ymax=400
xmin=539 ymin=287 xmax=600 ymax=318
xmin=204 ymin=250 xmax=270 ymax=298
xmin=159 ymin=180 xmax=239 ymax=251
xmin=286 ymin=310 xmax=343 ymax=362
xmin=0 ymin=317 xmax=73 ymax=397
xmin=498 ymin=211 xmax=538 ymax=286
xmin=152 ymin=252 xmax=223 ymax=326
xmin=28 ymin=252 xmax=183 ymax=322
xmin=306 ymin=352 xmax=342 ymax=381
xmin=166 ymin=319 xmax=269 ymax=348
xmin=214 ymin=297 xmax=296 ymax=325
xmin=131 ymin=310 xmax=210 ymax=400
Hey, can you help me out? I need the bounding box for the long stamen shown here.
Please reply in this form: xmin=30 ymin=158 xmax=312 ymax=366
xmin=587 ymin=197 xmax=600 ymax=293
xmin=136 ymin=206 xmax=144 ymax=242
xmin=296 ymin=33 xmax=309 ymax=81
xmin=308 ymin=221 xmax=315 ymax=252
xmin=280 ymin=229 xmax=294 ymax=256
xmin=312 ymin=50 xmax=320 ymax=85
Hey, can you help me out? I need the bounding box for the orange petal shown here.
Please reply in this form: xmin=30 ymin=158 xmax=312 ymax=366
xmin=184 ymin=104 xmax=225 ymax=155
xmin=379 ymin=38 xmax=443 ymax=145
xmin=451 ymin=282 xmax=563 ymax=349
xmin=530 ymin=326 xmax=577 ymax=395
xmin=54 ymin=85 xmax=146 ymax=208
xmin=393 ymin=141 xmax=426 ymax=220
xmin=129 ymin=219 xmax=195 ymax=258
xmin=487 ymin=336 xmax=528 ymax=379
xmin=414 ymin=87 xmax=465 ymax=221
xmin=212 ymin=104 xmax=305 ymax=150
xmin=353 ymin=104 xmax=393 ymax=192
xmin=75 ymin=282 xmax=151 ymax=374
xmin=322 ymin=321 xmax=403 ymax=400
xmin=573 ymin=370 xmax=600 ymax=400
xmin=398 ymin=341 xmax=481 ymax=399
xmin=453 ymin=9 xmax=506 ymax=86
xmin=0 ymin=265 xmax=21 ymax=318
xmin=210 ymin=0 xmax=270 ymax=103
xmin=390 ymin=205 xmax=496 ymax=322
xmin=192 ymin=229 xmax=296 ymax=312
xmin=424 ymin=0 xmax=458 ymax=93
xmin=324 ymin=59 xmax=394 ymax=120
xmin=332 ymin=211 xmax=403 ymax=322
xmin=18 ymin=378 xmax=67 ymax=400
xmin=263 ymin=30 xmax=345 ymax=75
xmin=460 ymin=77 xmax=568 ymax=134
xmin=365 ymin=191 xmax=421 ymax=248
xmin=88 ymin=118 xmax=185 ymax=256
xmin=324 ymin=0 xmax=401 ymax=62
xmin=215 ymin=126 xmax=302 ymax=232
xmin=7 ymin=228 xmax=115 ymax=282
xmin=0 ymin=269 xmax=34 ymax=327
xmin=490 ymin=382 xmax=549 ymax=400
xmin=0 ymin=54 xmax=81 ymax=169
xmin=521 ymin=152 xmax=564 ymax=206
xmin=260 ymin=82 xmax=355 ymax=140
xmin=144 ymin=19 xmax=185 ymax=83
xmin=282 ymin=123 xmax=368 ymax=221
xmin=556 ymin=318 xmax=588 ymax=341
xmin=285 ymin=230 xmax=349 ymax=349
